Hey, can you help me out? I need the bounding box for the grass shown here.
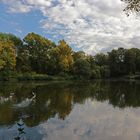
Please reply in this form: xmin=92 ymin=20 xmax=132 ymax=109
xmin=1 ymin=71 xmax=140 ymax=81
xmin=8 ymin=72 xmax=74 ymax=81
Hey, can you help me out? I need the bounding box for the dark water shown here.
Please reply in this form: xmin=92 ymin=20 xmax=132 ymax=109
xmin=0 ymin=80 xmax=140 ymax=140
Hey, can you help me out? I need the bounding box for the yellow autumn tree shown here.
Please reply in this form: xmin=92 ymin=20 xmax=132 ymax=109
xmin=0 ymin=40 xmax=16 ymax=71
xmin=52 ymin=40 xmax=74 ymax=73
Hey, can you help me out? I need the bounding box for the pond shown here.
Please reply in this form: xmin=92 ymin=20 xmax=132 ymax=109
xmin=0 ymin=80 xmax=140 ymax=140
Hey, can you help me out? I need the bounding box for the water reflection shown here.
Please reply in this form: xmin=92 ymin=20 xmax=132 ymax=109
xmin=14 ymin=119 xmax=26 ymax=140
xmin=0 ymin=81 xmax=140 ymax=140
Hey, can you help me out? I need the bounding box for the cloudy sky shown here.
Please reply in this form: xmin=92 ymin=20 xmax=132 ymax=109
xmin=0 ymin=0 xmax=140 ymax=54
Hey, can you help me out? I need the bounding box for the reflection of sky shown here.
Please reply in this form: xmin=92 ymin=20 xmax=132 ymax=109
xmin=40 ymin=100 xmax=140 ymax=140
xmin=0 ymin=124 xmax=43 ymax=140
xmin=1 ymin=99 xmax=140 ymax=140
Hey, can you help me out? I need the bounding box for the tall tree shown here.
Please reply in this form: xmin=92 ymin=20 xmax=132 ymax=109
xmin=72 ymin=51 xmax=91 ymax=78
xmin=108 ymin=48 xmax=126 ymax=76
xmin=124 ymin=48 xmax=140 ymax=74
xmin=51 ymin=40 xmax=73 ymax=74
xmin=22 ymin=32 xmax=55 ymax=73
xmin=73 ymin=58 xmax=91 ymax=78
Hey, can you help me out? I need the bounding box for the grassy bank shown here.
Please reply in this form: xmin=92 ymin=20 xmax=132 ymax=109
xmin=17 ymin=73 xmax=74 ymax=81
xmin=1 ymin=72 xmax=140 ymax=81
xmin=0 ymin=73 xmax=76 ymax=81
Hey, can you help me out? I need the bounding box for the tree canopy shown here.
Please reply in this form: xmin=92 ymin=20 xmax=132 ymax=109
xmin=0 ymin=39 xmax=16 ymax=71
xmin=0 ymin=32 xmax=140 ymax=79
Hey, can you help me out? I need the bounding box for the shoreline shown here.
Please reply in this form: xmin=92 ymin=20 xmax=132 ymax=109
xmin=0 ymin=73 xmax=140 ymax=82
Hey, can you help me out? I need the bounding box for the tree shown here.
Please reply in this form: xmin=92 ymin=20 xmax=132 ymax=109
xmin=124 ymin=48 xmax=140 ymax=74
xmin=108 ymin=48 xmax=126 ymax=76
xmin=0 ymin=33 xmax=24 ymax=72
xmin=72 ymin=51 xmax=92 ymax=78
xmin=16 ymin=47 xmax=31 ymax=72
xmin=0 ymin=40 xmax=16 ymax=72
xmin=121 ymin=0 xmax=140 ymax=16
xmin=73 ymin=58 xmax=91 ymax=78
xmin=94 ymin=53 xmax=108 ymax=66
xmin=0 ymin=33 xmax=23 ymax=47
xmin=73 ymin=51 xmax=86 ymax=61
xmin=124 ymin=49 xmax=136 ymax=74
xmin=93 ymin=53 xmax=110 ymax=78
xmin=51 ymin=40 xmax=73 ymax=74
xmin=22 ymin=32 xmax=55 ymax=73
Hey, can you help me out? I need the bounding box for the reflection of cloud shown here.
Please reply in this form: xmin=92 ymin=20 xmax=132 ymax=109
xmin=1 ymin=0 xmax=140 ymax=54
xmin=39 ymin=100 xmax=140 ymax=140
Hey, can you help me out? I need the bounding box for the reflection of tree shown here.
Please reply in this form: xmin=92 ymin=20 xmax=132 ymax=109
xmin=0 ymin=81 xmax=140 ymax=127
xmin=0 ymin=102 xmax=15 ymax=125
xmin=91 ymin=81 xmax=140 ymax=108
xmin=14 ymin=119 xmax=26 ymax=140
xmin=108 ymin=81 xmax=140 ymax=108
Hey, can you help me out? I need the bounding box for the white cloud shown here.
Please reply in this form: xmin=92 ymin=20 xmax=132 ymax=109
xmin=1 ymin=0 xmax=140 ymax=54
xmin=39 ymin=100 xmax=140 ymax=140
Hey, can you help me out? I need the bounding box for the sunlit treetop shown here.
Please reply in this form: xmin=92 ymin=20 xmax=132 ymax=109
xmin=121 ymin=0 xmax=140 ymax=16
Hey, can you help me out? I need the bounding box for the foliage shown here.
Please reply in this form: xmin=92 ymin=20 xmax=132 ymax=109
xmin=73 ymin=58 xmax=91 ymax=78
xmin=94 ymin=53 xmax=108 ymax=66
xmin=0 ymin=33 xmax=23 ymax=48
xmin=0 ymin=40 xmax=16 ymax=72
xmin=0 ymin=32 xmax=140 ymax=80
xmin=51 ymin=40 xmax=74 ymax=74
xmin=121 ymin=0 xmax=140 ymax=16
xmin=21 ymin=32 xmax=56 ymax=73
xmin=108 ymin=48 xmax=126 ymax=76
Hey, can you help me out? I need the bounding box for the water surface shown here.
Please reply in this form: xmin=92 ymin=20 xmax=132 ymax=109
xmin=0 ymin=81 xmax=140 ymax=140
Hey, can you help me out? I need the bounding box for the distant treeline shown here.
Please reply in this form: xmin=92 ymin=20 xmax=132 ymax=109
xmin=0 ymin=32 xmax=140 ymax=80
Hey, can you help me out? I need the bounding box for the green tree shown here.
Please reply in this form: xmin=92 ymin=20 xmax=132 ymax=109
xmin=124 ymin=48 xmax=140 ymax=74
xmin=124 ymin=49 xmax=136 ymax=74
xmin=72 ymin=51 xmax=92 ymax=78
xmin=22 ymin=32 xmax=55 ymax=73
xmin=94 ymin=53 xmax=108 ymax=66
xmin=73 ymin=58 xmax=91 ymax=78
xmin=108 ymin=48 xmax=126 ymax=76
xmin=16 ymin=47 xmax=31 ymax=72
xmin=73 ymin=51 xmax=86 ymax=61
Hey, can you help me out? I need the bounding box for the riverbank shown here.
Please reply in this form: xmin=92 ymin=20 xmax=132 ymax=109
xmin=0 ymin=73 xmax=76 ymax=81
xmin=0 ymin=73 xmax=140 ymax=81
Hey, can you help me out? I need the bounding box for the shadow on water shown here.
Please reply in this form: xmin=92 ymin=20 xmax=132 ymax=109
xmin=0 ymin=80 xmax=140 ymax=139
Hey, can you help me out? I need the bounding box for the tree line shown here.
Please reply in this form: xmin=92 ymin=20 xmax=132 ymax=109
xmin=0 ymin=32 xmax=140 ymax=79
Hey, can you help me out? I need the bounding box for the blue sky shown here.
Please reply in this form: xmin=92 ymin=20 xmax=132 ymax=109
xmin=0 ymin=2 xmax=68 ymax=48
xmin=0 ymin=4 xmax=46 ymax=37
xmin=0 ymin=0 xmax=140 ymax=54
